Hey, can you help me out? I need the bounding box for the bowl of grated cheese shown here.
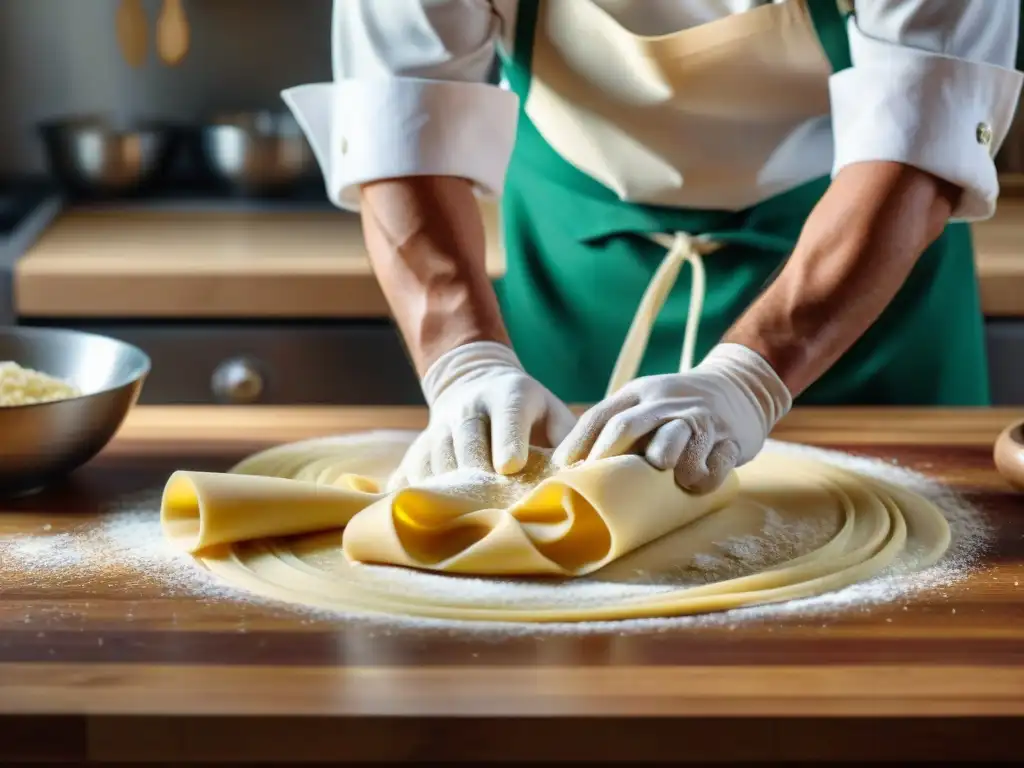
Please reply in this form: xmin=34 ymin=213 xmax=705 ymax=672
xmin=0 ymin=327 xmax=150 ymax=497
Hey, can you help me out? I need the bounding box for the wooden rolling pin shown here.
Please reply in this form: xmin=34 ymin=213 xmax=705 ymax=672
xmin=994 ymin=418 xmax=1024 ymax=490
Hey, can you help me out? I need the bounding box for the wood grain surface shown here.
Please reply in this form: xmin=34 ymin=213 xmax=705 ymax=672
xmin=1 ymin=406 xmax=1023 ymax=762
xmin=13 ymin=205 xmax=504 ymax=319
xmin=14 ymin=199 xmax=1024 ymax=318
xmin=973 ymin=199 xmax=1024 ymax=316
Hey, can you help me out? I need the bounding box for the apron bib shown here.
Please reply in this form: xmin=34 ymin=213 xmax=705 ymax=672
xmin=497 ymin=0 xmax=989 ymax=406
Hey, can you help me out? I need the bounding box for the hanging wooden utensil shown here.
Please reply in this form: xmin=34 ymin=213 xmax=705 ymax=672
xmin=157 ymin=0 xmax=191 ymax=66
xmin=115 ymin=0 xmax=149 ymax=68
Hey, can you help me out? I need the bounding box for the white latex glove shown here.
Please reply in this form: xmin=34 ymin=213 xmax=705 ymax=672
xmin=552 ymin=343 xmax=792 ymax=493
xmin=389 ymin=341 xmax=577 ymax=490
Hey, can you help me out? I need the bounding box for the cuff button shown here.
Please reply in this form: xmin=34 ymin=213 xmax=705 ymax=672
xmin=976 ymin=122 xmax=993 ymax=148
xmin=340 ymin=136 xmax=349 ymax=155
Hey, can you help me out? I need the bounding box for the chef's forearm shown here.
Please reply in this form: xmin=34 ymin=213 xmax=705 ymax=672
xmin=724 ymin=161 xmax=961 ymax=397
xmin=359 ymin=176 xmax=510 ymax=376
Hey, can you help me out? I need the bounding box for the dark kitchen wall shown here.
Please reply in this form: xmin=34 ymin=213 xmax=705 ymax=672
xmin=0 ymin=0 xmax=332 ymax=174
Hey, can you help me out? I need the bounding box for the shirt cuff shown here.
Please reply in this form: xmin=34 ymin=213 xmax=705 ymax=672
xmin=281 ymin=78 xmax=519 ymax=212
xmin=829 ymin=20 xmax=1024 ymax=222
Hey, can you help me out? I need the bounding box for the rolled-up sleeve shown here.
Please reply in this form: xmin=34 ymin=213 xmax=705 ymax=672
xmin=829 ymin=1 xmax=1023 ymax=221
xmin=282 ymin=0 xmax=520 ymax=211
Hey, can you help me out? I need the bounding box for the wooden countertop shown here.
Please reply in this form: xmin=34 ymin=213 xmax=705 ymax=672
xmin=12 ymin=199 xmax=1024 ymax=319
xmin=12 ymin=204 xmax=504 ymax=320
xmin=1 ymin=406 xmax=1023 ymax=761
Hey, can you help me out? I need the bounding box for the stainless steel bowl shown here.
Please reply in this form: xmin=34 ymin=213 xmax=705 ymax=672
xmin=198 ymin=111 xmax=319 ymax=195
xmin=0 ymin=327 xmax=150 ymax=497
xmin=37 ymin=116 xmax=179 ymax=196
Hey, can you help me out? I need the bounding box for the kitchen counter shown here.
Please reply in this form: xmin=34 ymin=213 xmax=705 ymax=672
xmin=11 ymin=199 xmax=1024 ymax=319
xmin=11 ymin=204 xmax=504 ymax=319
xmin=2 ymin=406 xmax=1023 ymax=762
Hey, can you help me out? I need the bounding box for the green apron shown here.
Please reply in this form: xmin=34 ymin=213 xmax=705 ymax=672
xmin=495 ymin=0 xmax=990 ymax=406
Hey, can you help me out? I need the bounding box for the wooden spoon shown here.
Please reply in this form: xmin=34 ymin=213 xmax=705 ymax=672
xmin=994 ymin=418 xmax=1024 ymax=491
xmin=157 ymin=0 xmax=190 ymax=66
xmin=115 ymin=0 xmax=149 ymax=68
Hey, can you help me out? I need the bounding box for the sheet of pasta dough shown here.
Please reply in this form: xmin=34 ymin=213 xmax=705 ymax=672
xmin=159 ymin=432 xmax=951 ymax=623
xmin=163 ymin=440 xmax=741 ymax=577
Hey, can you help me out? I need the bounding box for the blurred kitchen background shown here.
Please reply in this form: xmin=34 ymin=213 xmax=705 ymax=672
xmin=0 ymin=0 xmax=1022 ymax=406
xmin=0 ymin=0 xmax=330 ymax=172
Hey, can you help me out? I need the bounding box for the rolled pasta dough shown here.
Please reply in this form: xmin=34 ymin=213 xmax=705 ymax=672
xmin=159 ymin=431 xmax=950 ymax=623
xmin=164 ymin=446 xmax=740 ymax=577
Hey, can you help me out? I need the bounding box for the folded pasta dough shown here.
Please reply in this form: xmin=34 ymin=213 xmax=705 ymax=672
xmin=162 ymin=470 xmax=383 ymax=553
xmin=161 ymin=452 xmax=739 ymax=578
xmin=343 ymin=455 xmax=740 ymax=576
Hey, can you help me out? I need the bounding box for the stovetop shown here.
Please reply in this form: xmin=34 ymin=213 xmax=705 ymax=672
xmin=0 ymin=179 xmax=58 ymax=237
xmin=3 ymin=176 xmax=335 ymax=215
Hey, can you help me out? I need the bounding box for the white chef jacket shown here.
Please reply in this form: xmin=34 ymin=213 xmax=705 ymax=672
xmin=283 ymin=0 xmax=1023 ymax=221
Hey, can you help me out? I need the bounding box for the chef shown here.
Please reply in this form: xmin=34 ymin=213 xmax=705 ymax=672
xmin=283 ymin=0 xmax=1022 ymax=493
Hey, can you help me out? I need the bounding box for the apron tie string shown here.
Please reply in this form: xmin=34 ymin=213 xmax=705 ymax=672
xmin=605 ymin=232 xmax=721 ymax=396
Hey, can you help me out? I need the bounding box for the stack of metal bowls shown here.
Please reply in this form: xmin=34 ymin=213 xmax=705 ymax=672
xmin=36 ymin=111 xmax=321 ymax=199
xmin=197 ymin=110 xmax=320 ymax=196
xmin=37 ymin=116 xmax=180 ymax=197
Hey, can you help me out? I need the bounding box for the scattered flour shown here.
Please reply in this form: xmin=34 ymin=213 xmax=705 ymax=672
xmin=3 ymin=533 xmax=83 ymax=570
xmin=410 ymin=448 xmax=557 ymax=508
xmin=0 ymin=490 xmax=226 ymax=597
xmin=686 ymin=508 xmax=835 ymax=583
xmin=0 ymin=439 xmax=993 ymax=634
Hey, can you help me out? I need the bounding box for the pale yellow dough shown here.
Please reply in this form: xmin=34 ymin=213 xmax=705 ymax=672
xmin=160 ymin=431 xmax=950 ymax=623
xmin=164 ymin=445 xmax=739 ymax=578
xmin=159 ymin=237 xmax=952 ymax=622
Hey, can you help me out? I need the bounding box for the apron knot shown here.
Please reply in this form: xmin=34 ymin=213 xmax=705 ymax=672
xmin=605 ymin=231 xmax=717 ymax=395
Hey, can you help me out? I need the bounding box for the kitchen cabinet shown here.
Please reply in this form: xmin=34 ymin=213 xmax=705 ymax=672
xmin=55 ymin=320 xmax=424 ymax=406
xmin=987 ymin=320 xmax=1024 ymax=405
xmin=25 ymin=317 xmax=1022 ymax=407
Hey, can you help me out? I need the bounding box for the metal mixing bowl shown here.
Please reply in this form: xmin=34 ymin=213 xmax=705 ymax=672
xmin=198 ymin=110 xmax=319 ymax=195
xmin=37 ymin=116 xmax=179 ymax=196
xmin=0 ymin=327 xmax=150 ymax=497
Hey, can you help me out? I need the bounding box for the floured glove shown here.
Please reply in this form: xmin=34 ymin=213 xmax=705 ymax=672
xmin=553 ymin=343 xmax=791 ymax=493
xmin=389 ymin=342 xmax=577 ymax=489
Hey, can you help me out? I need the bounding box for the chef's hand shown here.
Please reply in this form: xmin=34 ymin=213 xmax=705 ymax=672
xmin=389 ymin=342 xmax=576 ymax=490
xmin=552 ymin=344 xmax=791 ymax=493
